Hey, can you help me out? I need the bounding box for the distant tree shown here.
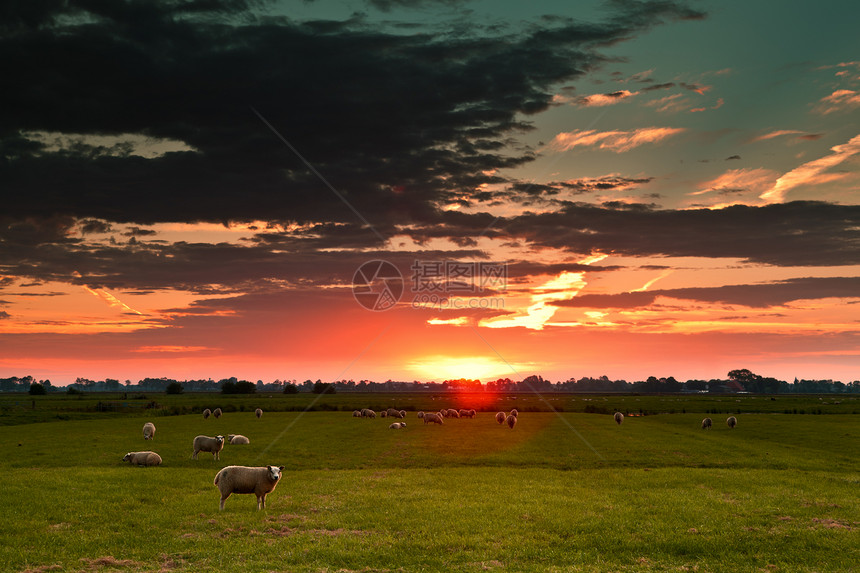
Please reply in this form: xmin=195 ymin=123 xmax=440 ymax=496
xmin=283 ymin=383 xmax=299 ymax=394
xmin=222 ymin=380 xmax=256 ymax=394
xmin=312 ymin=381 xmax=336 ymax=394
xmin=165 ymin=382 xmax=184 ymax=395
xmin=66 ymin=387 xmax=83 ymax=395
xmin=29 ymin=383 xmax=47 ymax=395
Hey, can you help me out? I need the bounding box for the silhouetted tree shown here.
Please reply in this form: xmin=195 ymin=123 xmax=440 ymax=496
xmin=165 ymin=382 xmax=184 ymax=395
xmin=28 ymin=383 xmax=46 ymax=395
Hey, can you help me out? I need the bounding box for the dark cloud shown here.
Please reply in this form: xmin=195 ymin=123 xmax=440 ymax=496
xmin=725 ymin=154 xmax=741 ymax=160
xmin=2 ymin=0 xmax=703 ymax=233
xmin=0 ymin=311 xmax=10 ymax=319
xmin=556 ymin=276 xmax=860 ymax=309
xmin=641 ymin=82 xmax=676 ymax=91
xmin=496 ymin=201 xmax=860 ymax=267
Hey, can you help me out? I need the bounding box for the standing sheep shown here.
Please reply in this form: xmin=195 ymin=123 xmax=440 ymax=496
xmin=423 ymin=412 xmax=443 ymax=425
xmin=255 ymin=408 xmax=263 ymax=419
xmin=213 ymin=408 xmax=223 ymax=419
xmin=417 ymin=411 xmax=425 ymax=419
xmin=192 ymin=435 xmax=225 ymax=460
xmin=202 ymin=408 xmax=211 ymax=419
xmin=142 ymin=422 xmax=156 ymax=440
xmin=613 ymin=412 xmax=624 ymax=425
xmin=727 ymin=416 xmax=737 ymax=429
xmin=353 ymin=410 xmax=362 ymax=417
xmin=505 ymin=414 xmax=517 ymax=429
xmin=388 ymin=422 xmax=407 ymax=429
xmin=446 ymin=408 xmax=460 ymax=418
xmin=122 ymin=451 xmax=162 ymax=466
xmin=510 ymin=408 xmax=518 ymax=418
xmin=701 ymin=417 xmax=713 ymax=430
xmin=495 ymin=412 xmax=506 ymax=425
xmin=214 ymin=465 xmax=284 ymax=510
xmin=227 ymin=434 xmax=250 ymax=445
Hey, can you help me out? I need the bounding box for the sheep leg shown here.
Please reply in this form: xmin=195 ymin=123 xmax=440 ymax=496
xmin=257 ymin=493 xmax=266 ymax=510
xmin=219 ymin=493 xmax=230 ymax=511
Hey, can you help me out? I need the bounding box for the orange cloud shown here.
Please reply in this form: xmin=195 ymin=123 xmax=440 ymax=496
xmin=760 ymin=133 xmax=860 ymax=203
xmin=575 ymin=90 xmax=638 ymax=107
xmin=693 ymin=168 xmax=779 ymax=197
xmin=550 ymin=127 xmax=685 ymax=153
xmin=814 ymin=89 xmax=860 ymax=115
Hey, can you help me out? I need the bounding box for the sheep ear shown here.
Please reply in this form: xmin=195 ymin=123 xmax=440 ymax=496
xmin=279 ymin=466 xmax=285 ymax=471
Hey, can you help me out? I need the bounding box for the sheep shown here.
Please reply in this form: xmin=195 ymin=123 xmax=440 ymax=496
xmin=495 ymin=412 xmax=506 ymax=424
xmin=142 ymin=422 xmax=156 ymax=440
xmin=213 ymin=408 xmax=222 ymax=419
xmin=122 ymin=451 xmax=162 ymax=467
xmin=386 ymin=408 xmax=404 ymax=419
xmin=192 ymin=435 xmax=225 ymax=460
xmin=388 ymin=422 xmax=407 ymax=429
xmin=701 ymin=417 xmax=713 ymax=430
xmin=380 ymin=410 xmax=387 ymax=418
xmin=353 ymin=410 xmax=362 ymax=417
xmin=228 ymin=434 xmax=250 ymax=445
xmin=458 ymin=409 xmax=470 ymax=418
xmin=614 ymin=412 xmax=624 ymax=425
xmin=446 ymin=408 xmax=460 ymax=418
xmin=727 ymin=416 xmax=737 ymax=429
xmin=422 ymin=412 xmax=443 ymax=425
xmin=203 ymin=408 xmax=211 ymax=419
xmin=255 ymin=408 xmax=263 ymax=419
xmin=510 ymin=408 xmax=518 ymax=418
xmin=360 ymin=408 xmax=376 ymax=418
xmin=505 ymin=414 xmax=517 ymax=429
xmin=417 ymin=411 xmax=425 ymax=418
xmin=214 ymin=465 xmax=284 ymax=511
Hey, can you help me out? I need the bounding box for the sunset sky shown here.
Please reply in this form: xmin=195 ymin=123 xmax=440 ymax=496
xmin=3 ymin=0 xmax=860 ymax=386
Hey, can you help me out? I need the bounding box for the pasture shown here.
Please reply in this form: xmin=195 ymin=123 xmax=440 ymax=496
xmin=0 ymin=395 xmax=858 ymax=572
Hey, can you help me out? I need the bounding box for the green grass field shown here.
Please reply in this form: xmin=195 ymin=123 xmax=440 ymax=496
xmin=0 ymin=395 xmax=858 ymax=572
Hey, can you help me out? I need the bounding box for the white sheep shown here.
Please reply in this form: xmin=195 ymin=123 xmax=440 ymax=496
xmin=380 ymin=410 xmax=387 ymax=418
xmin=213 ymin=408 xmax=223 ymax=419
xmin=422 ymin=412 xmax=443 ymax=425
xmin=446 ymin=408 xmax=460 ymax=418
xmin=506 ymin=414 xmax=517 ymax=429
xmin=192 ymin=435 xmax=225 ymax=460
xmin=255 ymin=408 xmax=263 ymax=419
xmin=142 ymin=421 xmax=156 ymax=440
xmin=417 ymin=411 xmax=425 ymax=418
xmin=495 ymin=412 xmax=506 ymax=424
xmin=122 ymin=451 xmax=162 ymax=466
xmin=228 ymin=434 xmax=250 ymax=445
xmin=701 ymin=417 xmax=712 ymax=430
xmin=214 ymin=465 xmax=284 ymax=511
xmin=202 ymin=408 xmax=211 ymax=419
xmin=353 ymin=410 xmax=362 ymax=417
xmin=399 ymin=410 xmax=406 ymax=418
xmin=613 ymin=412 xmax=624 ymax=425
xmin=388 ymin=422 xmax=407 ymax=429
xmin=727 ymin=416 xmax=737 ymax=429
xmin=510 ymin=408 xmax=518 ymax=417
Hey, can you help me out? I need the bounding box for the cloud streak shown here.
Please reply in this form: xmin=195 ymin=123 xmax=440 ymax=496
xmin=549 ymin=127 xmax=685 ymax=153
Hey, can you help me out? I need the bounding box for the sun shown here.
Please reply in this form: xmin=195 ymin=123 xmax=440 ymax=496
xmin=406 ymin=355 xmax=518 ymax=382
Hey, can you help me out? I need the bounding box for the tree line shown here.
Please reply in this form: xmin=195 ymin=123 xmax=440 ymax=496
xmin=2 ymin=370 xmax=860 ymax=395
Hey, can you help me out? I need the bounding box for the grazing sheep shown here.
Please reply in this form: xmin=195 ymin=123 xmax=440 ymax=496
xmin=202 ymin=408 xmax=211 ymax=419
xmin=122 ymin=451 xmax=162 ymax=467
xmin=727 ymin=416 xmax=737 ymax=429
xmin=380 ymin=410 xmax=387 ymax=418
xmin=458 ymin=409 xmax=470 ymax=418
xmin=353 ymin=410 xmax=362 ymax=417
xmin=360 ymin=408 xmax=376 ymax=418
xmin=701 ymin=417 xmax=713 ymax=430
xmin=417 ymin=411 xmax=425 ymax=418
xmin=142 ymin=422 xmax=156 ymax=440
xmin=255 ymin=408 xmax=263 ymax=419
xmin=192 ymin=435 xmax=225 ymax=460
xmin=228 ymin=434 xmax=250 ymax=445
xmin=505 ymin=414 xmax=517 ymax=429
xmin=213 ymin=408 xmax=222 ymax=419
xmin=423 ymin=412 xmax=443 ymax=425
xmin=446 ymin=408 xmax=460 ymax=418
xmin=510 ymin=409 xmax=518 ymax=418
xmin=388 ymin=422 xmax=407 ymax=429
xmin=495 ymin=412 xmax=506 ymax=425
xmin=466 ymin=409 xmax=477 ymax=418
xmin=214 ymin=465 xmax=284 ymax=511
xmin=614 ymin=412 xmax=624 ymax=425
